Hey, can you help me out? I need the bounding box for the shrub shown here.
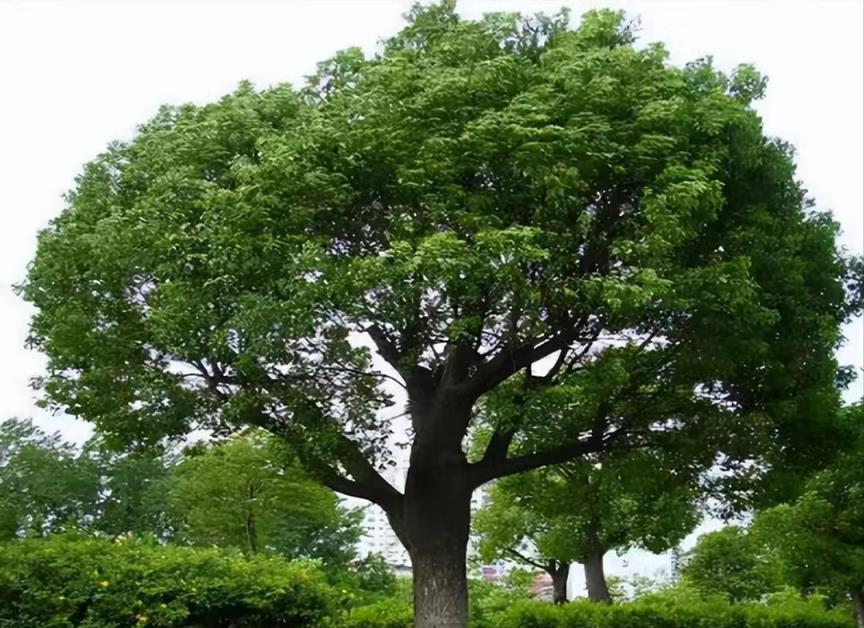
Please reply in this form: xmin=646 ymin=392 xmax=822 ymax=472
xmin=0 ymin=534 xmax=333 ymax=627
xmin=338 ymin=578 xmax=412 ymax=628
xmin=493 ymin=597 xmax=854 ymax=628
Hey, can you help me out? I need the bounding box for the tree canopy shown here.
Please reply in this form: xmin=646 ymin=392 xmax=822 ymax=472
xmin=752 ymin=403 xmax=864 ymax=624
xmin=168 ymin=431 xmax=361 ymax=565
xmin=0 ymin=418 xmax=101 ymax=538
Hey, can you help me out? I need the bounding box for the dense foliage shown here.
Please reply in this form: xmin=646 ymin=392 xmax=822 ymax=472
xmin=342 ymin=593 xmax=855 ymax=628
xmin=492 ymin=597 xmax=855 ymax=628
xmin=753 ymin=407 xmax=864 ymax=622
xmin=680 ymin=526 xmax=780 ymax=602
xmin=474 ymin=447 xmax=701 ymax=601
xmin=0 ymin=418 xmax=102 ymax=537
xmin=0 ymin=420 xmax=362 ymax=566
xmin=168 ymin=431 xmax=362 ymax=565
xmin=18 ymin=1 xmax=863 ymax=624
xmin=0 ymin=535 xmax=334 ymax=627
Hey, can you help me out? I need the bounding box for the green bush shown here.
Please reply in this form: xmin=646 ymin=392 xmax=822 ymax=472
xmin=339 ymin=574 xmax=535 ymax=628
xmin=0 ymin=534 xmax=333 ymax=627
xmin=339 ymin=596 xmax=413 ymax=628
xmin=494 ymin=597 xmax=854 ymax=628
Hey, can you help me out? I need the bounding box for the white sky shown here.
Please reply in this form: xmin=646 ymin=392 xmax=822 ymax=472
xmin=1 ymin=0 xmax=862 ymax=589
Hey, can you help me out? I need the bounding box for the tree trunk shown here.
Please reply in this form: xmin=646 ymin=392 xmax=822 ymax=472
xmin=245 ymin=482 xmax=258 ymax=554
xmin=402 ymin=488 xmax=471 ymax=627
xmin=851 ymin=586 xmax=864 ymax=628
xmin=550 ymin=562 xmax=570 ymax=604
xmin=394 ymin=412 xmax=474 ymax=628
xmin=584 ymin=547 xmax=611 ymax=603
xmin=410 ymin=543 xmax=469 ymax=628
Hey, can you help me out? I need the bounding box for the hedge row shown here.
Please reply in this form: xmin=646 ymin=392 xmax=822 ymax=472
xmin=0 ymin=535 xmax=333 ymax=627
xmin=1 ymin=535 xmax=854 ymax=628
xmin=342 ymin=597 xmax=855 ymax=628
xmin=496 ymin=599 xmax=854 ymax=628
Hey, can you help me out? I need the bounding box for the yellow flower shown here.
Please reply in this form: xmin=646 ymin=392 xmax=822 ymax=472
xmin=98 ymin=580 xmax=110 ymax=588
xmin=137 ymin=614 xmax=149 ymax=625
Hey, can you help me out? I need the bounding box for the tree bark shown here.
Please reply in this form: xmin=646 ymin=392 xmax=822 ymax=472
xmin=550 ymin=562 xmax=570 ymax=605
xmin=410 ymin=542 xmax=469 ymax=628
xmin=393 ymin=398 xmax=474 ymax=628
xmin=851 ymin=585 xmax=864 ymax=628
xmin=400 ymin=477 xmax=472 ymax=628
xmin=584 ymin=547 xmax=611 ymax=603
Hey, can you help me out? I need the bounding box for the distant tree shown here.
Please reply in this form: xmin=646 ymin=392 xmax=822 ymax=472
xmin=680 ymin=526 xmax=781 ymax=602
xmin=21 ymin=4 xmax=861 ymax=625
xmin=83 ymin=442 xmax=174 ymax=538
xmin=752 ymin=403 xmax=864 ymax=627
xmin=0 ymin=418 xmax=100 ymax=538
xmin=168 ymin=431 xmax=361 ymax=565
xmin=474 ymin=447 xmax=701 ymax=603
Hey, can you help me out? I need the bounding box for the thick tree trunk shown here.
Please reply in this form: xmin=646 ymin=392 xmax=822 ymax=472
xmin=851 ymin=586 xmax=864 ymax=628
xmin=393 ymin=403 xmax=474 ymax=628
xmin=584 ymin=547 xmax=611 ymax=603
xmin=402 ymin=487 xmax=471 ymax=627
xmin=410 ymin=543 xmax=469 ymax=627
xmin=551 ymin=562 xmax=570 ymax=604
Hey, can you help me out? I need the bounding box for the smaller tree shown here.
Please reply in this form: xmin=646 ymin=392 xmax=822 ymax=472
xmin=83 ymin=442 xmax=174 ymax=538
xmin=680 ymin=526 xmax=781 ymax=602
xmin=168 ymin=430 xmax=361 ymax=565
xmin=474 ymin=448 xmax=701 ymax=603
xmin=0 ymin=418 xmax=100 ymax=538
xmin=751 ymin=404 xmax=864 ymax=627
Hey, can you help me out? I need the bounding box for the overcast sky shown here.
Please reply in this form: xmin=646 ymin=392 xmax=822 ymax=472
xmin=0 ymin=0 xmax=861 ymax=592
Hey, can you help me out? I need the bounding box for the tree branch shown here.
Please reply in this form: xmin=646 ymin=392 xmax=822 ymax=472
xmin=365 ymin=324 xmax=407 ymax=377
xmin=317 ymin=470 xmax=378 ymax=501
xmin=328 ymin=431 xmax=404 ymax=513
xmin=461 ymin=324 xmax=586 ymax=399
xmin=480 ymin=426 xmax=516 ymax=464
xmin=469 ymin=432 xmax=613 ymax=488
xmin=505 ymin=547 xmax=550 ymax=572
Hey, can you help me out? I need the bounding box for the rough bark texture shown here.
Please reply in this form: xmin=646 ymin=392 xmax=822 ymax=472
xmin=851 ymin=586 xmax=864 ymax=628
xmin=584 ymin=548 xmax=611 ymax=603
xmin=410 ymin=544 xmax=469 ymax=628
xmin=391 ymin=398 xmax=474 ymax=628
xmin=551 ymin=562 xmax=570 ymax=605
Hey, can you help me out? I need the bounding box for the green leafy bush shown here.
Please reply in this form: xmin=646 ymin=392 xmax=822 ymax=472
xmin=339 ymin=596 xmax=413 ymax=628
xmin=494 ymin=597 xmax=854 ymax=628
xmin=0 ymin=534 xmax=333 ymax=627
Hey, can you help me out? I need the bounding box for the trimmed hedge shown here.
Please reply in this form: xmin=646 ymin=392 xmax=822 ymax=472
xmin=495 ymin=598 xmax=854 ymax=628
xmin=1 ymin=536 xmax=853 ymax=628
xmin=0 ymin=535 xmax=333 ymax=627
xmin=341 ymin=595 xmax=854 ymax=628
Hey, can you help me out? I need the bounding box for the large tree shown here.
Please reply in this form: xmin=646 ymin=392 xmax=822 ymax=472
xmin=474 ymin=448 xmax=702 ymax=603
xmin=21 ymin=4 xmax=860 ymax=625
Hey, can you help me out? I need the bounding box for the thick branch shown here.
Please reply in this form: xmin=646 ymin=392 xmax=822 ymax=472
xmin=253 ymin=402 xmax=404 ymax=513
xmin=463 ymin=324 xmax=585 ymax=399
xmin=469 ymin=434 xmax=610 ymax=488
xmin=365 ymin=324 xmax=407 ymax=377
xmin=480 ymin=427 xmax=516 ymax=464
xmin=329 ymin=431 xmax=404 ymax=513
xmin=317 ymin=469 xmax=396 ymax=507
